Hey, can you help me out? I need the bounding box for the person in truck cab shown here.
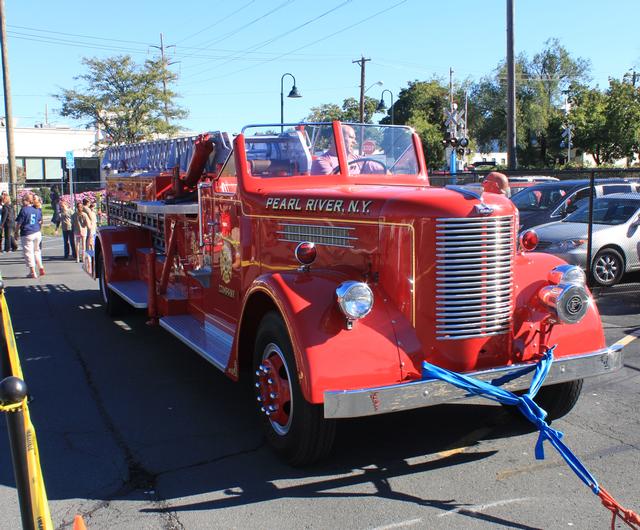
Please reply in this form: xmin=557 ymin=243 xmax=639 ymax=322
xmin=311 ymin=125 xmax=384 ymax=175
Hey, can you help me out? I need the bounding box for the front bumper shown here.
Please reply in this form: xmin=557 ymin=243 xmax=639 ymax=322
xmin=323 ymin=345 xmax=623 ymax=419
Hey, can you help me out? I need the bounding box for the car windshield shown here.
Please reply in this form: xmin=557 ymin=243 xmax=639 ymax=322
xmin=242 ymin=123 xmax=419 ymax=178
xmin=511 ymin=185 xmax=573 ymax=211
xmin=564 ymin=198 xmax=640 ymax=225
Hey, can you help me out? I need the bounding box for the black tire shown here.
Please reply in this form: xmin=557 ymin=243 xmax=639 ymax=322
xmin=533 ymin=379 xmax=583 ymax=421
xmin=253 ymin=311 xmax=336 ymax=466
xmin=591 ymin=248 xmax=624 ymax=286
xmin=504 ymin=379 xmax=583 ymax=423
xmin=98 ymin=253 xmax=127 ymax=317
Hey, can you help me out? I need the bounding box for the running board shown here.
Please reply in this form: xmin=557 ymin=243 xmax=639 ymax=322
xmin=109 ymin=281 xmax=148 ymax=308
xmin=159 ymin=315 xmax=233 ymax=371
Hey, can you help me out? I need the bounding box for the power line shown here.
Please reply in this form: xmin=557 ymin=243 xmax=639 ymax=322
xmin=177 ymin=0 xmax=297 ymax=62
xmin=181 ymin=0 xmax=353 ymax=80
xmin=180 ymin=0 xmax=409 ymax=86
xmin=175 ymin=1 xmax=257 ymax=44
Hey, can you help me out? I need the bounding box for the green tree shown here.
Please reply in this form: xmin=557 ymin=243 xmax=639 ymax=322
xmin=305 ymin=96 xmax=379 ymax=123
xmin=56 ymin=56 xmax=187 ymax=146
xmin=383 ymin=79 xmax=449 ymax=168
xmin=604 ymin=76 xmax=640 ymax=164
xmin=568 ymin=85 xmax=611 ymax=165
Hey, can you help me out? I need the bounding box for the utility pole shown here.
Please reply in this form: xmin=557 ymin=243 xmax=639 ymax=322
xmin=151 ymin=33 xmax=176 ymax=125
xmin=353 ymin=56 xmax=370 ymax=123
xmin=0 ymin=0 xmax=16 ymax=201
xmin=506 ymin=0 xmax=517 ymax=170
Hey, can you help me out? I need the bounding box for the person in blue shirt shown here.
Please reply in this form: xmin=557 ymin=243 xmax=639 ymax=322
xmin=15 ymin=193 xmax=44 ymax=278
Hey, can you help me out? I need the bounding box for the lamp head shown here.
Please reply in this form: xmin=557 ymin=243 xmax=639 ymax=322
xmin=288 ymin=85 xmax=302 ymax=98
xmin=376 ymin=98 xmax=387 ymax=112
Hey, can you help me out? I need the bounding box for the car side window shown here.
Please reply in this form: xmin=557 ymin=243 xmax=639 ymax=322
xmin=603 ymin=184 xmax=631 ymax=195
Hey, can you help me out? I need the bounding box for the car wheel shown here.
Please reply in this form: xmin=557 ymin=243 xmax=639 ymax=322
xmin=98 ymin=253 xmax=126 ymax=316
xmin=253 ymin=311 xmax=336 ymax=466
xmin=592 ymin=248 xmax=624 ymax=286
xmin=504 ymin=379 xmax=583 ymax=423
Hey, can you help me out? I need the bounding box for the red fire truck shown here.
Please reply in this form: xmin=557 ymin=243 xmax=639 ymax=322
xmin=89 ymin=121 xmax=622 ymax=465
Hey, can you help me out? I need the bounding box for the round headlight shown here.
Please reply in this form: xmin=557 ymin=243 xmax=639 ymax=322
xmin=538 ymin=283 xmax=590 ymax=324
xmin=336 ymin=281 xmax=374 ymax=320
xmin=548 ymin=264 xmax=586 ymax=286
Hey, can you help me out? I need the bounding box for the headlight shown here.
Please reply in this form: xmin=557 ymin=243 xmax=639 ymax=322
xmin=538 ymin=283 xmax=590 ymax=324
xmin=548 ymin=239 xmax=586 ymax=252
xmin=336 ymin=281 xmax=373 ymax=321
xmin=548 ymin=264 xmax=586 ymax=286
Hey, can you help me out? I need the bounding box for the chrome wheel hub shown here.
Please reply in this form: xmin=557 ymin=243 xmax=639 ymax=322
xmin=255 ymin=343 xmax=293 ymax=436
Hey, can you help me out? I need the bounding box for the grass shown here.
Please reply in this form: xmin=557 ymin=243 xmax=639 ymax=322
xmin=41 ymin=205 xmax=57 ymax=236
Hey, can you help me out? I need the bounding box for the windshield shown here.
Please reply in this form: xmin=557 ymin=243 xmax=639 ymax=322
xmin=564 ymin=198 xmax=640 ymax=225
xmin=242 ymin=123 xmax=419 ymax=178
xmin=511 ymin=185 xmax=572 ymax=211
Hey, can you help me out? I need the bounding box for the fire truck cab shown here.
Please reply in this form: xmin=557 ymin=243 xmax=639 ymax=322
xmin=91 ymin=121 xmax=623 ymax=465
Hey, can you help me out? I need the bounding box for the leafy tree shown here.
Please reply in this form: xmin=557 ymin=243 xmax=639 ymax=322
xmin=56 ymin=56 xmax=187 ymax=147
xmin=604 ymin=76 xmax=640 ymax=164
xmin=382 ymin=79 xmax=449 ymax=168
xmin=568 ymin=85 xmax=611 ymax=165
xmin=305 ymin=96 xmax=379 ymax=123
xmin=468 ymin=39 xmax=590 ymax=166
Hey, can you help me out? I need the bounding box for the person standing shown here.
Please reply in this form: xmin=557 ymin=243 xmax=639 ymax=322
xmin=72 ymin=201 xmax=89 ymax=262
xmin=15 ymin=195 xmax=44 ymax=278
xmin=50 ymin=185 xmax=61 ymax=235
xmin=83 ymin=198 xmax=97 ymax=252
xmin=59 ymin=200 xmax=75 ymax=259
xmin=1 ymin=194 xmax=18 ymax=252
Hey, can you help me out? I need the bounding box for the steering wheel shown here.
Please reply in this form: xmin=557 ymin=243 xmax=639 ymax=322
xmin=331 ymin=157 xmax=388 ymax=174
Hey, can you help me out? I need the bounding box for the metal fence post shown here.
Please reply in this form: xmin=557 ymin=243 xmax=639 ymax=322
xmin=586 ymin=169 xmax=596 ymax=285
xmin=0 ymin=376 xmax=35 ymax=530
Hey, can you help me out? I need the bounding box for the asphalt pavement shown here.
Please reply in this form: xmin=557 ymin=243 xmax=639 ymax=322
xmin=0 ymin=236 xmax=638 ymax=529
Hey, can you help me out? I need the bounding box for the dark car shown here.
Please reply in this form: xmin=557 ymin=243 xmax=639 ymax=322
xmin=511 ymin=179 xmax=639 ymax=231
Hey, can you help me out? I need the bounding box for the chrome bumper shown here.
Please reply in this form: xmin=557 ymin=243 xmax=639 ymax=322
xmin=323 ymin=345 xmax=623 ymax=419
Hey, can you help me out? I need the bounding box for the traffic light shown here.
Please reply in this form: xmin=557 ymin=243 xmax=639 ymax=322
xmin=458 ymin=137 xmax=469 ymax=148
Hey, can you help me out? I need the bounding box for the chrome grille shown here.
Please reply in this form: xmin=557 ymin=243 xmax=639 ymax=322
xmin=277 ymin=224 xmax=356 ymax=248
xmin=435 ymin=215 xmax=514 ymax=340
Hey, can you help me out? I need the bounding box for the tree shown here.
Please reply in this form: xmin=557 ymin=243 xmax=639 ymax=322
xmin=382 ymin=79 xmax=449 ymax=168
xmin=604 ymin=77 xmax=640 ymax=164
xmin=305 ymin=96 xmax=379 ymax=123
xmin=568 ymin=85 xmax=611 ymax=165
xmin=56 ymin=56 xmax=187 ymax=147
xmin=468 ymin=40 xmax=590 ymax=166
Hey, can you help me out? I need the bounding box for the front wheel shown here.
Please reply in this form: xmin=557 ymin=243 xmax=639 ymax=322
xmin=253 ymin=311 xmax=336 ymax=466
xmin=504 ymin=379 xmax=583 ymax=423
xmin=98 ymin=253 xmax=127 ymax=317
xmin=592 ymin=248 xmax=624 ymax=286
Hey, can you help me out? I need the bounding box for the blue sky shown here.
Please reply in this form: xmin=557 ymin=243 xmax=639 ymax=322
xmin=4 ymin=0 xmax=639 ymax=134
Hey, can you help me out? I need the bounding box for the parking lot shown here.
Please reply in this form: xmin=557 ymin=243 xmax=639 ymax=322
xmin=0 ymin=237 xmax=639 ymax=529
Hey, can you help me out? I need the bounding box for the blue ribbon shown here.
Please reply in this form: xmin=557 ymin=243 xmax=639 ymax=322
xmin=422 ymin=347 xmax=600 ymax=494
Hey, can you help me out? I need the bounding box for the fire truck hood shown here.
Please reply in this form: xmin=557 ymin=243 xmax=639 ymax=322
xmin=273 ymin=185 xmax=516 ymax=220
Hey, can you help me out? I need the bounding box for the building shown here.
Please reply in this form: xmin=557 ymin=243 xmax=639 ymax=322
xmin=0 ymin=124 xmax=101 ymax=192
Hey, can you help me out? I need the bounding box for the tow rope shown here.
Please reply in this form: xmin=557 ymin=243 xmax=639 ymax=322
xmin=422 ymin=347 xmax=640 ymax=529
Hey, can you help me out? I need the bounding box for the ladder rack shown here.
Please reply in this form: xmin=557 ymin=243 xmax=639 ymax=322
xmin=102 ymin=131 xmax=232 ymax=173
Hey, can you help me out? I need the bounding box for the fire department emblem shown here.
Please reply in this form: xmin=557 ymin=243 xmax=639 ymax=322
xmin=221 ymin=242 xmax=233 ymax=284
xmin=474 ymin=203 xmax=494 ymax=216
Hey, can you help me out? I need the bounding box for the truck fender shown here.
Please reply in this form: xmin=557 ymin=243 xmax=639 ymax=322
xmin=238 ymin=272 xmax=404 ymax=404
xmin=513 ymin=252 xmax=605 ymax=359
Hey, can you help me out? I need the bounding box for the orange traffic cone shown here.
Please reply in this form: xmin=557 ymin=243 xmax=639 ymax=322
xmin=73 ymin=514 xmax=87 ymax=530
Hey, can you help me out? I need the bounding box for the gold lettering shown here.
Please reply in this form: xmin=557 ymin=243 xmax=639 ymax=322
xmin=265 ymin=197 xmax=274 ymax=209
xmin=362 ymin=200 xmax=373 ymax=214
xmin=218 ymin=284 xmax=236 ymax=298
xmin=334 ymin=200 xmax=344 ymax=212
xmin=306 ymin=199 xmax=316 ymax=210
xmin=325 ymin=200 xmax=335 ymax=212
xmin=348 ymin=200 xmax=359 ymax=213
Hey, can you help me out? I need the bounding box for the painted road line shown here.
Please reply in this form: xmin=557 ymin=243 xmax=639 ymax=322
xmin=370 ymin=518 xmax=423 ymax=530
xmin=614 ymin=329 xmax=640 ymax=348
xmin=438 ymin=497 xmax=532 ymax=517
xmin=436 ymin=426 xmax=494 ymax=459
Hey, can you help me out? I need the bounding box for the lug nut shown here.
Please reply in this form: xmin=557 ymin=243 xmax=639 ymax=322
xmin=269 ymin=392 xmax=277 ymax=399
xmin=267 ymin=378 xmax=273 ymax=385
xmin=255 ymin=370 xmax=261 ymax=377
xmin=260 ymin=406 xmax=265 ymax=413
xmin=257 ymin=396 xmax=262 ymax=402
xmin=268 ymin=404 xmax=278 ymax=412
xmin=265 ymin=410 xmax=271 ymax=416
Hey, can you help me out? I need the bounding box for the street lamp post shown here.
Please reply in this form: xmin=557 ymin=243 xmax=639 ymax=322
xmin=280 ymin=73 xmax=301 ymax=132
xmin=376 ymin=89 xmax=394 ymax=125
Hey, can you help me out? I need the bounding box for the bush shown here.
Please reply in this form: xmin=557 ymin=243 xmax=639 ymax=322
xmin=38 ymin=186 xmax=51 ymax=204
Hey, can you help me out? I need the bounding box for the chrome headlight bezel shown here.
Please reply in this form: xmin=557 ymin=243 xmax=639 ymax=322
xmin=336 ymin=281 xmax=374 ymax=321
xmin=539 ymin=283 xmax=590 ymax=324
xmin=548 ymin=264 xmax=586 ymax=286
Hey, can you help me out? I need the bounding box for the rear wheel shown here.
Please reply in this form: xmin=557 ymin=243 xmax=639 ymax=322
xmin=98 ymin=253 xmax=127 ymax=317
xmin=592 ymin=248 xmax=624 ymax=286
xmin=253 ymin=311 xmax=336 ymax=466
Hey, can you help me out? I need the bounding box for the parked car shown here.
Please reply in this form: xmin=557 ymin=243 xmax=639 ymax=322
xmin=532 ymin=193 xmax=640 ymax=286
xmin=511 ymin=179 xmax=639 ymax=230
